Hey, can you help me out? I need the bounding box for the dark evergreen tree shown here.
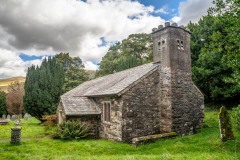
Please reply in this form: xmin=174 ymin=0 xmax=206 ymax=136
xmin=0 ymin=91 xmax=6 ymax=115
xmin=23 ymin=57 xmax=64 ymax=120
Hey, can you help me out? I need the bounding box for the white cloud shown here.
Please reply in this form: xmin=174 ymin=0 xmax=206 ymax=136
xmin=0 ymin=49 xmax=43 ymax=78
xmin=155 ymin=5 xmax=169 ymax=14
xmin=172 ymin=0 xmax=213 ymax=25
xmin=84 ymin=61 xmax=98 ymax=70
xmin=0 ymin=0 xmax=165 ymax=78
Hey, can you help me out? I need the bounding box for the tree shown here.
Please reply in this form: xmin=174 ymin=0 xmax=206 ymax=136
xmin=96 ymin=33 xmax=153 ymax=77
xmin=55 ymin=53 xmax=89 ymax=93
xmin=188 ymin=0 xmax=240 ymax=105
xmin=6 ymin=81 xmax=24 ymax=115
xmin=0 ymin=91 xmax=6 ymax=115
xmin=23 ymin=57 xmax=64 ymax=120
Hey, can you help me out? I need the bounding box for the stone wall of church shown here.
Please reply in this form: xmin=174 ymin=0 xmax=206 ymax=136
xmin=95 ymin=97 xmax=123 ymax=141
xmin=171 ymin=70 xmax=204 ymax=135
xmin=121 ymin=70 xmax=161 ymax=142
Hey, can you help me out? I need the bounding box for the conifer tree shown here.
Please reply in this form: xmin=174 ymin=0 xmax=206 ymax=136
xmin=0 ymin=91 xmax=6 ymax=115
xmin=23 ymin=57 xmax=64 ymax=120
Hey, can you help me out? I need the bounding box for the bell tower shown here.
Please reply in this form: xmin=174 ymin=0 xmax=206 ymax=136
xmin=152 ymin=22 xmax=204 ymax=135
xmin=152 ymin=22 xmax=192 ymax=73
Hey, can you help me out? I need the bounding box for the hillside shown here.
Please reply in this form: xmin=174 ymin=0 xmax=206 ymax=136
xmin=0 ymin=76 xmax=25 ymax=92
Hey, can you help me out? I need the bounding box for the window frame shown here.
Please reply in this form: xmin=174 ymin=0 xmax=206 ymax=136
xmin=102 ymin=101 xmax=111 ymax=123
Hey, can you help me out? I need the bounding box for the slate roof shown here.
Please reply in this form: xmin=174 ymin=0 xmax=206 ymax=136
xmin=61 ymin=62 xmax=159 ymax=116
xmin=62 ymin=62 xmax=159 ymax=97
xmin=61 ymin=97 xmax=100 ymax=115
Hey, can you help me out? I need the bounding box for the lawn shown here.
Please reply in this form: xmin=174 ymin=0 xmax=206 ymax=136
xmin=0 ymin=109 xmax=239 ymax=160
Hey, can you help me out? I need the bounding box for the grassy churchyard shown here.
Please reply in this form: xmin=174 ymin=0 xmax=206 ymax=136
xmin=0 ymin=109 xmax=239 ymax=160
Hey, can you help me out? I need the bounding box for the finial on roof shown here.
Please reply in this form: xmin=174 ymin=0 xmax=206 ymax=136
xmin=171 ymin=22 xmax=178 ymax=27
xmin=152 ymin=28 xmax=157 ymax=32
xmin=158 ymin=25 xmax=163 ymax=29
xmin=165 ymin=22 xmax=170 ymax=27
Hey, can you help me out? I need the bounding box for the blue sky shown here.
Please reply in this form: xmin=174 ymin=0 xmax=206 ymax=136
xmin=140 ymin=0 xmax=186 ymax=20
xmin=0 ymin=0 xmax=213 ymax=78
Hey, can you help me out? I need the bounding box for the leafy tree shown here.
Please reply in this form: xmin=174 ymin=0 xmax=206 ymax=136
xmin=96 ymin=33 xmax=153 ymax=77
xmin=23 ymin=57 xmax=64 ymax=120
xmin=6 ymin=81 xmax=24 ymax=115
xmin=55 ymin=53 xmax=89 ymax=93
xmin=188 ymin=0 xmax=240 ymax=105
xmin=0 ymin=91 xmax=6 ymax=115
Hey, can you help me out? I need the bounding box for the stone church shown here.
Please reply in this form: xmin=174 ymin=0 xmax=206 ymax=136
xmin=57 ymin=22 xmax=204 ymax=142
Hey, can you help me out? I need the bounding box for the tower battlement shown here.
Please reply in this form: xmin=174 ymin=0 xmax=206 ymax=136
xmin=151 ymin=22 xmax=191 ymax=73
xmin=152 ymin=22 xmax=190 ymax=34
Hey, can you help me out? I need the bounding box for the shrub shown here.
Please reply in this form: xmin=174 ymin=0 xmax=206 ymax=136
xmin=232 ymin=105 xmax=240 ymax=132
xmin=53 ymin=120 xmax=89 ymax=140
xmin=42 ymin=115 xmax=58 ymax=126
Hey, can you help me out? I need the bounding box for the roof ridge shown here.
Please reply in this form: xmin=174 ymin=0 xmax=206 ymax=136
xmin=62 ymin=62 xmax=160 ymax=97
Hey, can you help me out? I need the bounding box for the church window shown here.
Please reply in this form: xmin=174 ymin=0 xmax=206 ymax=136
xmin=181 ymin=41 xmax=184 ymax=50
xmin=158 ymin=41 xmax=161 ymax=50
xmin=103 ymin=101 xmax=111 ymax=122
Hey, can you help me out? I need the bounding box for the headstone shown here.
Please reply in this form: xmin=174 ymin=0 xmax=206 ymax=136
xmin=12 ymin=115 xmax=16 ymax=121
xmin=218 ymin=106 xmax=234 ymax=141
xmin=24 ymin=113 xmax=28 ymax=121
xmin=2 ymin=114 xmax=6 ymax=119
xmin=11 ymin=127 xmax=21 ymax=144
xmin=7 ymin=115 xmax=10 ymax=120
xmin=19 ymin=114 xmax=22 ymax=119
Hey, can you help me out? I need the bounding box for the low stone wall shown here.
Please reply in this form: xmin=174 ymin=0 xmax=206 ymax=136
xmin=132 ymin=132 xmax=177 ymax=147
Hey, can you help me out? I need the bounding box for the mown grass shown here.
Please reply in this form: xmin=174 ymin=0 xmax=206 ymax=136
xmin=0 ymin=118 xmax=46 ymax=139
xmin=0 ymin=109 xmax=239 ymax=160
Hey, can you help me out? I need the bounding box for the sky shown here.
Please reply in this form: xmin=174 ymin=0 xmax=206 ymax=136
xmin=0 ymin=0 xmax=213 ymax=79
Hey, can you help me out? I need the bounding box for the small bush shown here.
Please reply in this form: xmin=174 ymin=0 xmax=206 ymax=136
xmin=42 ymin=115 xmax=57 ymax=126
xmin=52 ymin=120 xmax=89 ymax=140
xmin=232 ymin=105 xmax=240 ymax=132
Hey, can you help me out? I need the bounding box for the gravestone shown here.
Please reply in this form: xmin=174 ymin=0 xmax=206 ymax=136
xmin=218 ymin=106 xmax=234 ymax=141
xmin=19 ymin=114 xmax=22 ymax=119
xmin=11 ymin=127 xmax=21 ymax=144
xmin=24 ymin=113 xmax=28 ymax=121
xmin=12 ymin=115 xmax=16 ymax=121
xmin=2 ymin=114 xmax=6 ymax=119
xmin=7 ymin=115 xmax=10 ymax=120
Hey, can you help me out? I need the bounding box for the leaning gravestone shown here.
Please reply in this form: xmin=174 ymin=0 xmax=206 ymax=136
xmin=12 ymin=115 xmax=16 ymax=121
xmin=2 ymin=114 xmax=6 ymax=119
xmin=218 ymin=106 xmax=234 ymax=142
xmin=24 ymin=113 xmax=28 ymax=121
xmin=7 ymin=115 xmax=10 ymax=120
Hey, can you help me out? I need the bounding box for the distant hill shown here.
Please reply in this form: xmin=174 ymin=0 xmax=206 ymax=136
xmin=0 ymin=76 xmax=25 ymax=93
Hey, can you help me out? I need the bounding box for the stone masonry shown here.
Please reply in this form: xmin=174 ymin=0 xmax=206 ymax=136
xmin=58 ymin=22 xmax=204 ymax=143
xmin=121 ymin=70 xmax=160 ymax=142
xmin=152 ymin=22 xmax=204 ymax=136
